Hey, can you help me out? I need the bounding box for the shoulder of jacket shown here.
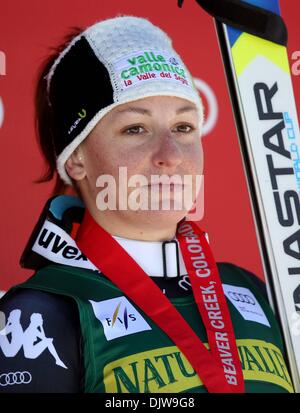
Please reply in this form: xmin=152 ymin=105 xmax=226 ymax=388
xmin=217 ymin=261 xmax=267 ymax=299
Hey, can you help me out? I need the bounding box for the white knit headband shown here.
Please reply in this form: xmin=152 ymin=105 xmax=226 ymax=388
xmin=45 ymin=16 xmax=204 ymax=185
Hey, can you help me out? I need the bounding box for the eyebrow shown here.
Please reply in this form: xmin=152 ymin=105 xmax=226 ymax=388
xmin=114 ymin=104 xmax=197 ymax=116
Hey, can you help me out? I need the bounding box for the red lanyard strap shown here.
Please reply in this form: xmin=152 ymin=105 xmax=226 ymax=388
xmin=76 ymin=211 xmax=244 ymax=393
xmin=177 ymin=221 xmax=244 ymax=392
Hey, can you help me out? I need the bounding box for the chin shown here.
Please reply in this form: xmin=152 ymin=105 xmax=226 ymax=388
xmin=129 ymin=209 xmax=188 ymax=226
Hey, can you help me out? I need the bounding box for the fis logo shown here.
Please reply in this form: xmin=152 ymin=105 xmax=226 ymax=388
xmin=105 ymin=301 xmax=136 ymax=329
xmin=89 ymin=297 xmax=151 ymax=341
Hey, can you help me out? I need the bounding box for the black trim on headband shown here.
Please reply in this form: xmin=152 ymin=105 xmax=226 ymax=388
xmin=48 ymin=36 xmax=114 ymax=156
xmin=178 ymin=0 xmax=287 ymax=46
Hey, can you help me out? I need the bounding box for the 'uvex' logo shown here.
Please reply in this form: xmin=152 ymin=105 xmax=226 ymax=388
xmin=32 ymin=220 xmax=97 ymax=271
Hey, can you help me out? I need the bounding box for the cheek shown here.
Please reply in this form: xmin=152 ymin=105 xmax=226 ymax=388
xmin=85 ymin=141 xmax=144 ymax=184
xmin=84 ymin=142 xmax=116 ymax=182
xmin=183 ymin=142 xmax=204 ymax=174
xmin=117 ymin=145 xmax=150 ymax=175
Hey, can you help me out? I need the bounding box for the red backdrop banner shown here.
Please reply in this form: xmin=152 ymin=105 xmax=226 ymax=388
xmin=0 ymin=0 xmax=299 ymax=291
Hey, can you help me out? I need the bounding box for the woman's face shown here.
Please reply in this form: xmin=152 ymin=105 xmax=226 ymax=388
xmin=73 ymin=95 xmax=204 ymax=230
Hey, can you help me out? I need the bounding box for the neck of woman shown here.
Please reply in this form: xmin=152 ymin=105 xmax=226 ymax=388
xmin=89 ymin=210 xmax=178 ymax=242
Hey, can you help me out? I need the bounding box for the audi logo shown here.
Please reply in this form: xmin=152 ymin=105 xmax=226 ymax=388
xmin=228 ymin=292 xmax=256 ymax=305
xmin=0 ymin=371 xmax=32 ymax=386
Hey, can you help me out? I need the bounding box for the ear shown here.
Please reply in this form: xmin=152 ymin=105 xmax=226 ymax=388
xmin=65 ymin=147 xmax=86 ymax=181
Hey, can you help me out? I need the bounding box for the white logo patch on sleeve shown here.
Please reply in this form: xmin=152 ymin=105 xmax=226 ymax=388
xmin=89 ymin=297 xmax=152 ymax=341
xmin=0 ymin=309 xmax=68 ymax=368
xmin=222 ymin=284 xmax=271 ymax=327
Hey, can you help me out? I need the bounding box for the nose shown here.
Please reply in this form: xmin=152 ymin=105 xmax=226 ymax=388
xmin=151 ymin=133 xmax=183 ymax=170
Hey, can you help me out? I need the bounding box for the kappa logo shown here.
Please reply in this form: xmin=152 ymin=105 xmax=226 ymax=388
xmin=223 ymin=284 xmax=270 ymax=327
xmin=0 ymin=309 xmax=67 ymax=369
xmin=89 ymin=297 xmax=151 ymax=341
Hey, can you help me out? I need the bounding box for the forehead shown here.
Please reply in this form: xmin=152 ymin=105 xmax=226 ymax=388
xmin=109 ymin=96 xmax=198 ymax=118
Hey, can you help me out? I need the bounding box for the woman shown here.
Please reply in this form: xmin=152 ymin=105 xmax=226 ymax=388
xmin=0 ymin=16 xmax=293 ymax=393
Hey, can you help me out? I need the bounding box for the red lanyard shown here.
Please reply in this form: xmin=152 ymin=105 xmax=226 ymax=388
xmin=76 ymin=211 xmax=245 ymax=393
xmin=177 ymin=221 xmax=244 ymax=392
